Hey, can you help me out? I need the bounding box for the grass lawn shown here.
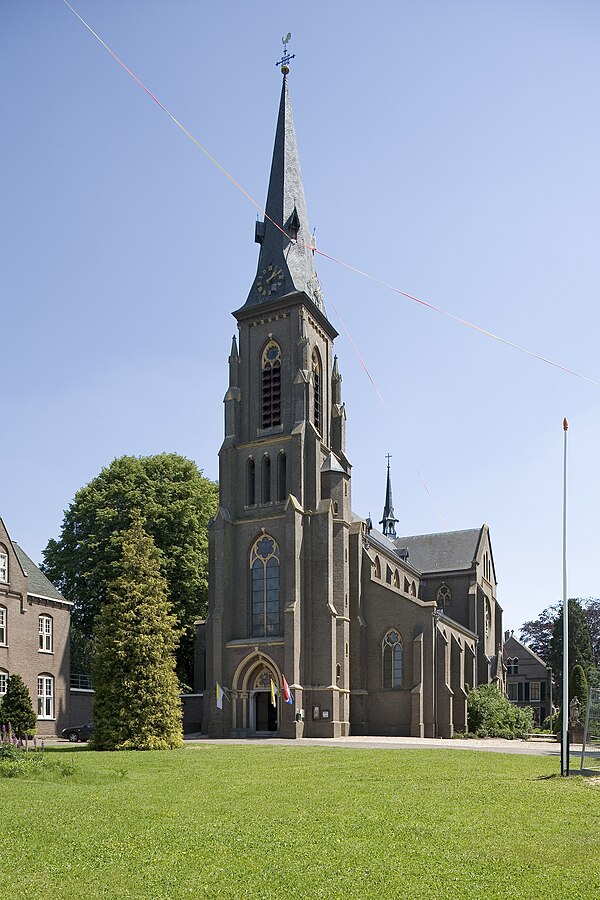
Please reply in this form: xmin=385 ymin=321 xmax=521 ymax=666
xmin=1 ymin=744 xmax=599 ymax=899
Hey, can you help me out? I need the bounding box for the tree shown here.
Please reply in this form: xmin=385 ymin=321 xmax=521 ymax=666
xmin=548 ymin=599 xmax=594 ymax=694
xmin=92 ymin=514 xmax=183 ymax=751
xmin=519 ymin=604 xmax=560 ymax=662
xmin=569 ymin=664 xmax=588 ymax=708
xmin=0 ymin=674 xmax=37 ymax=738
xmin=42 ymin=453 xmax=218 ymax=684
xmin=467 ymin=684 xmax=533 ymax=738
xmin=581 ymin=598 xmax=600 ymax=670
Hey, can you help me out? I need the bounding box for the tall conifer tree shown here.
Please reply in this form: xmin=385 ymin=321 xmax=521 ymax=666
xmin=1 ymin=674 xmax=37 ymax=738
xmin=92 ymin=513 xmax=183 ymax=750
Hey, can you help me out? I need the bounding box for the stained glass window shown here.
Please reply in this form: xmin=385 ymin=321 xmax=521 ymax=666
xmin=250 ymin=535 xmax=280 ymax=637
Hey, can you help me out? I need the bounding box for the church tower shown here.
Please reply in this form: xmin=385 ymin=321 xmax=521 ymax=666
xmin=204 ymin=57 xmax=352 ymax=738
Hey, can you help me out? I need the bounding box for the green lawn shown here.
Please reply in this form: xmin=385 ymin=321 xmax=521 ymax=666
xmin=1 ymin=745 xmax=598 ymax=899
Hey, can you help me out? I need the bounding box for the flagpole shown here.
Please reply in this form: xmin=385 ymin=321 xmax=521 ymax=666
xmin=561 ymin=417 xmax=569 ymax=776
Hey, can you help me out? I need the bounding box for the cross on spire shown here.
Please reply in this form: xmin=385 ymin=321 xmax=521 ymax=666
xmin=276 ymin=32 xmax=295 ymax=74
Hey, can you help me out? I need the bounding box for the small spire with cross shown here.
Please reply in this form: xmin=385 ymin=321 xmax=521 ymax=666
xmin=276 ymin=32 xmax=295 ymax=75
xmin=380 ymin=454 xmax=399 ymax=538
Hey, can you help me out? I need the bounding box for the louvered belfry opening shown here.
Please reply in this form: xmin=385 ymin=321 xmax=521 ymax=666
xmin=312 ymin=349 xmax=322 ymax=434
xmin=262 ymin=341 xmax=282 ymax=428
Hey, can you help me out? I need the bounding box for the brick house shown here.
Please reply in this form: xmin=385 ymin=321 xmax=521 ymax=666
xmin=0 ymin=517 xmax=71 ymax=737
xmin=504 ymin=631 xmax=553 ymax=726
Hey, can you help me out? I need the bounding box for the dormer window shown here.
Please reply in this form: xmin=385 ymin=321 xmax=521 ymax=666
xmin=287 ymin=206 xmax=300 ymax=241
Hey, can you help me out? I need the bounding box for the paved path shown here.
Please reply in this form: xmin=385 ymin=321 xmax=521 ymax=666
xmin=184 ymin=733 xmax=572 ymax=757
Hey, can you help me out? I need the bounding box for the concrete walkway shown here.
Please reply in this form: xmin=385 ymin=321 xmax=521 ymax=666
xmin=184 ymin=733 xmax=573 ymax=757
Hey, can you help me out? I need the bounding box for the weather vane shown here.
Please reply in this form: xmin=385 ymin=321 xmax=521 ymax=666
xmin=276 ymin=32 xmax=295 ymax=74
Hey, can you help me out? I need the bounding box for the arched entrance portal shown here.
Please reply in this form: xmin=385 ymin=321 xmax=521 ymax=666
xmin=250 ymin=668 xmax=278 ymax=734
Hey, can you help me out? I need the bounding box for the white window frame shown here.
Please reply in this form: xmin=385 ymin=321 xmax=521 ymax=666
xmin=38 ymin=615 xmax=53 ymax=653
xmin=0 ymin=605 xmax=6 ymax=645
xmin=0 ymin=551 xmax=7 ymax=583
xmin=37 ymin=675 xmax=54 ymax=719
xmin=0 ymin=670 xmax=7 ymax=696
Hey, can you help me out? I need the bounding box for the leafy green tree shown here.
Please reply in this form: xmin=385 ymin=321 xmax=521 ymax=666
xmin=0 ymin=674 xmax=37 ymax=738
xmin=92 ymin=514 xmax=183 ymax=751
xmin=581 ymin=598 xmax=600 ymax=670
xmin=467 ymin=684 xmax=533 ymax=738
xmin=548 ymin=599 xmax=594 ymax=695
xmin=519 ymin=604 xmax=560 ymax=662
xmin=569 ymin=664 xmax=588 ymax=707
xmin=42 ymin=453 xmax=218 ymax=683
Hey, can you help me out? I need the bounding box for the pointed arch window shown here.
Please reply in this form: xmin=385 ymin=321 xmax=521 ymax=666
xmin=262 ymin=455 xmax=271 ymax=504
xmin=373 ymin=556 xmax=381 ymax=579
xmin=312 ymin=349 xmax=322 ymax=434
xmin=250 ymin=535 xmax=280 ymax=637
xmin=383 ymin=629 xmax=404 ymax=688
xmin=246 ymin=458 xmax=256 ymax=506
xmin=437 ymin=583 xmax=452 ymax=608
xmin=262 ymin=341 xmax=282 ymax=428
xmin=277 ymin=452 xmax=287 ymax=502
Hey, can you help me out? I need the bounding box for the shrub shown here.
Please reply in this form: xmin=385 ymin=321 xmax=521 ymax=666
xmin=0 ymin=675 xmax=36 ymax=738
xmin=467 ymin=684 xmax=533 ymax=738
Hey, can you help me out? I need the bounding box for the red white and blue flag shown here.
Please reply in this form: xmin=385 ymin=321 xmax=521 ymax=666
xmin=282 ymin=674 xmax=294 ymax=705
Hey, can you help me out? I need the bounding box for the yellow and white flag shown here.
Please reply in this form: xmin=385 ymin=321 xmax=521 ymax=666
xmin=216 ymin=682 xmax=224 ymax=710
xmin=270 ymin=679 xmax=277 ymax=707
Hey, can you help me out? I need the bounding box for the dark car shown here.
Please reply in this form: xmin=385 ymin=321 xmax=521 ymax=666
xmin=61 ymin=722 xmax=94 ymax=743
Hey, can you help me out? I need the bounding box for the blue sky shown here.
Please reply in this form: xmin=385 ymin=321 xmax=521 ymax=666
xmin=2 ymin=1 xmax=599 ymax=632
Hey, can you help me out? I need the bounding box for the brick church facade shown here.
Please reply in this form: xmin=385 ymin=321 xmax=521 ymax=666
xmin=200 ymin=68 xmax=503 ymax=739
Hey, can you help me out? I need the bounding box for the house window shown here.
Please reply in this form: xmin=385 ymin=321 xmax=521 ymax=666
xmin=0 ymin=606 xmax=6 ymax=645
xmin=0 ymin=550 xmax=8 ymax=583
xmin=530 ymin=681 xmax=540 ymax=701
xmin=277 ymin=453 xmax=287 ymax=502
xmin=507 ymin=682 xmax=518 ymax=701
xmin=246 ymin=458 xmax=256 ymax=506
xmin=262 ymin=455 xmax=271 ymax=504
xmin=437 ymin=583 xmax=452 ymax=607
xmin=507 ymin=657 xmax=519 ymax=676
xmin=250 ymin=535 xmax=280 ymax=637
xmin=312 ymin=349 xmax=322 ymax=434
xmin=0 ymin=670 xmax=7 ymax=696
xmin=383 ymin=629 xmax=403 ymax=688
xmin=37 ymin=675 xmax=54 ymax=719
xmin=262 ymin=341 xmax=282 ymax=428
xmin=39 ymin=615 xmax=53 ymax=652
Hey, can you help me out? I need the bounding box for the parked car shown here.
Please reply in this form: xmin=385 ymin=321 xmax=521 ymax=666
xmin=61 ymin=722 xmax=94 ymax=743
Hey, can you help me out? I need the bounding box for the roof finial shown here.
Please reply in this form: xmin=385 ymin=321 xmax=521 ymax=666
xmin=276 ymin=32 xmax=295 ymax=75
xmin=380 ymin=454 xmax=399 ymax=539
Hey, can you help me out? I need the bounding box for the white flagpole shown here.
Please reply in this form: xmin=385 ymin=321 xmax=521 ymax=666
xmin=561 ymin=417 xmax=569 ymax=776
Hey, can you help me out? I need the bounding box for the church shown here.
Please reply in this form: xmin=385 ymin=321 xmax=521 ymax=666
xmin=200 ymin=60 xmax=504 ymax=739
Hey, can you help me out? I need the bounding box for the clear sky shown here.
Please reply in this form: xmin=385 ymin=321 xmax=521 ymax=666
xmin=2 ymin=1 xmax=599 ymax=633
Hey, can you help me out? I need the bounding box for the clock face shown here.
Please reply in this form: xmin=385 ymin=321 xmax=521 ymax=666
xmin=256 ymin=263 xmax=284 ymax=297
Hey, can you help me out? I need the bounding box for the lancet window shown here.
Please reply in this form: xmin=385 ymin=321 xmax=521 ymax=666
xmin=250 ymin=535 xmax=280 ymax=637
xmin=383 ymin=629 xmax=404 ymax=689
xmin=312 ymin=349 xmax=322 ymax=434
xmin=262 ymin=341 xmax=282 ymax=428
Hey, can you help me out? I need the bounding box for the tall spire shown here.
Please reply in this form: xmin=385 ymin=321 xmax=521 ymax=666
xmin=244 ymin=55 xmax=324 ymax=313
xmin=380 ymin=455 xmax=399 ymax=538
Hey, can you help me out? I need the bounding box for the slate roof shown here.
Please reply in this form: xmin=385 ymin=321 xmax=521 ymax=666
xmin=242 ymin=75 xmax=325 ymax=314
xmin=393 ymin=527 xmax=484 ymax=574
xmin=12 ymin=543 xmax=70 ymax=604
